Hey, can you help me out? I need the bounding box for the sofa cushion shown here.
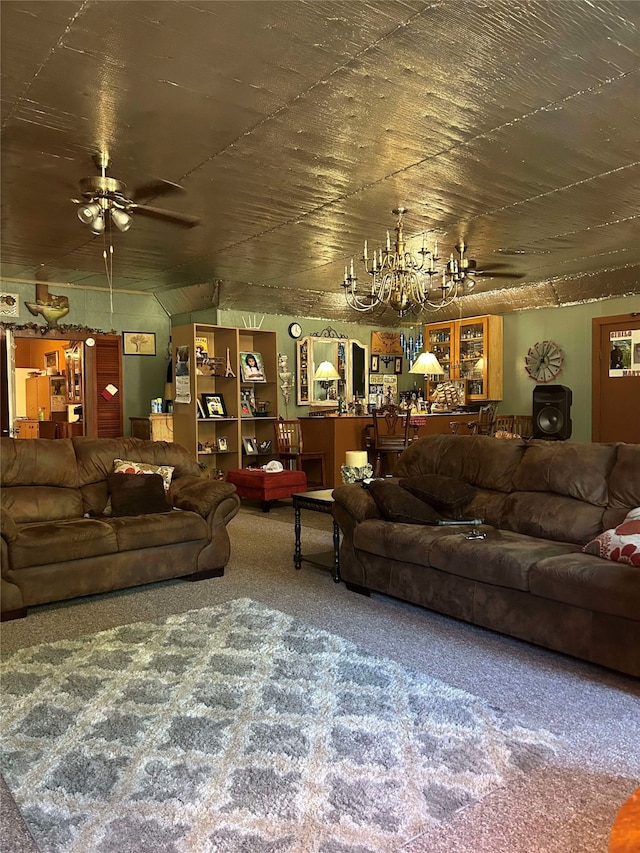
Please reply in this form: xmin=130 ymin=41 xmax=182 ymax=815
xmin=112 ymin=459 xmax=174 ymax=491
xmin=399 ymin=474 xmax=474 ymax=513
xmin=512 ymin=441 xmax=618 ymax=506
xmin=367 ymin=481 xmax=442 ymax=524
xmin=0 ymin=438 xmax=78 ymax=488
xmin=395 ymin=434 xmax=525 ymax=492
xmin=1 ymin=486 xmax=84 ymax=524
xmin=105 ymin=510 xmax=208 ymax=551
xmin=607 ymin=444 xmax=640 ymax=510
xmin=8 ymin=519 xmax=118 ymax=570
xmin=502 ymin=492 xmax=605 ymax=546
xmin=72 ymin=436 xmax=200 ymax=486
xmin=530 ymin=552 xmax=640 ymax=621
xmin=352 ymin=518 xmax=461 ymax=564
xmin=428 ymin=529 xmax=582 ymax=591
xmin=108 ymin=472 xmax=171 ymax=517
xmin=582 ymin=508 xmax=640 ymax=567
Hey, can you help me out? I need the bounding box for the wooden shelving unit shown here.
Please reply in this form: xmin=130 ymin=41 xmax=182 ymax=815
xmin=171 ymin=324 xmax=279 ymax=476
xmin=424 ymin=314 xmax=503 ymax=402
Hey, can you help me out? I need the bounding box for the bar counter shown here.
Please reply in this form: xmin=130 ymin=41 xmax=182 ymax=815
xmin=301 ymin=413 xmax=473 ymax=489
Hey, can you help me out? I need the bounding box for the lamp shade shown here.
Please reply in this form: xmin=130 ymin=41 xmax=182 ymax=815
xmin=313 ymin=361 xmax=341 ymax=380
xmin=77 ymin=201 xmax=101 ymax=225
xmin=111 ymin=208 xmax=132 ymax=232
xmin=409 ymin=351 xmax=444 ymax=376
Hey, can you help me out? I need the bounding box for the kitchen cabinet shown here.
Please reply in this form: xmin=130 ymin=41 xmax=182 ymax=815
xmin=25 ymin=375 xmax=67 ymax=420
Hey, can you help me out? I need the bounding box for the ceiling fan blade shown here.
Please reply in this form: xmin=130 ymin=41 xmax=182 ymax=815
xmin=131 ymin=179 xmax=186 ymax=202
xmin=475 ymin=270 xmax=524 ymax=279
xmin=129 ymin=202 xmax=200 ymax=228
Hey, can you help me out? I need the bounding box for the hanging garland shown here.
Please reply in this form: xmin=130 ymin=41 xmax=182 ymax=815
xmin=0 ymin=321 xmax=117 ymax=336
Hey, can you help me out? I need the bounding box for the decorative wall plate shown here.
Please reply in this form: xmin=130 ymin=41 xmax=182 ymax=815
xmin=524 ymin=340 xmax=564 ymax=382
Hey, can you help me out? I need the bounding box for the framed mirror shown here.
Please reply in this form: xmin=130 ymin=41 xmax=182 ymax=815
xmin=297 ymin=335 xmax=368 ymax=407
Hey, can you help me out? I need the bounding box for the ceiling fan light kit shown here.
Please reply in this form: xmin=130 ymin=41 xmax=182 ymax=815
xmin=73 ymin=153 xmax=200 ymax=236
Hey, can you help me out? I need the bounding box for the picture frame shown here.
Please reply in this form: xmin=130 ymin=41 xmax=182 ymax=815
xmin=217 ymin=436 xmax=228 ymax=452
xmin=241 ymin=400 xmax=253 ymax=417
xmin=201 ymin=392 xmax=227 ymax=417
xmin=394 ymin=356 xmax=403 ymax=375
xmin=123 ymin=331 xmax=156 ymax=356
xmin=242 ymin=436 xmax=258 ymax=454
xmin=370 ymin=355 xmax=379 ymax=373
xmin=44 ymin=351 xmax=59 ymax=374
xmin=258 ymin=439 xmax=272 ymax=454
xmin=196 ymin=399 xmax=206 ymax=419
xmin=240 ymin=351 xmax=266 ymax=382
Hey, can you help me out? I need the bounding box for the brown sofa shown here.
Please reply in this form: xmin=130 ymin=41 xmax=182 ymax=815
xmin=332 ymin=434 xmax=640 ymax=677
xmin=0 ymin=437 xmax=241 ymax=620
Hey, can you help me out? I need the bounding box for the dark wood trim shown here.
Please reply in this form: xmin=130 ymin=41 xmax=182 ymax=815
xmin=0 ymin=607 xmax=28 ymax=621
xmin=345 ymin=581 xmax=371 ymax=596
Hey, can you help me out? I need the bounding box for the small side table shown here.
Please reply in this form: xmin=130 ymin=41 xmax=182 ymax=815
xmin=292 ymin=489 xmax=341 ymax=583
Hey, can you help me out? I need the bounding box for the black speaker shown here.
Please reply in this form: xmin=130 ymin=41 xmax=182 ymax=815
xmin=533 ymin=385 xmax=572 ymax=440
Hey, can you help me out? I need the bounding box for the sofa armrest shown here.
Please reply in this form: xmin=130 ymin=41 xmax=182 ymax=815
xmin=332 ymin=484 xmax=381 ymax=523
xmin=0 ymin=508 xmax=18 ymax=543
xmin=170 ymin=476 xmax=239 ymax=520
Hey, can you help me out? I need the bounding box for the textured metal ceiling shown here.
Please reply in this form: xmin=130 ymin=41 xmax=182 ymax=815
xmin=1 ymin=0 xmax=639 ymax=324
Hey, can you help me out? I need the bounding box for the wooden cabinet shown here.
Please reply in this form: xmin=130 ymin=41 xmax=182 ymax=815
xmin=25 ymin=375 xmax=67 ymax=420
xmin=130 ymin=414 xmax=174 ymax=441
xmin=171 ymin=324 xmax=278 ymax=477
xmin=425 ymin=315 xmax=503 ymax=402
xmin=297 ymin=335 xmax=368 ymax=408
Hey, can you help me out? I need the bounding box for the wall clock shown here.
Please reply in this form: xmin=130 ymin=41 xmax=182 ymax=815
xmin=288 ymin=322 xmax=302 ymax=339
xmin=524 ymin=340 xmax=564 ymax=382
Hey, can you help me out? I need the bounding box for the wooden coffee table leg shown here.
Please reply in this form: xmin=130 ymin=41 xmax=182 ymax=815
xmin=294 ymin=500 xmax=302 ymax=570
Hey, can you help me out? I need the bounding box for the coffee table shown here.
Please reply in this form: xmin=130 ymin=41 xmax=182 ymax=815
xmin=292 ymin=489 xmax=341 ymax=583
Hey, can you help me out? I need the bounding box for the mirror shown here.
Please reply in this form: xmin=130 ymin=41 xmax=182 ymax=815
xmin=297 ymin=335 xmax=368 ymax=407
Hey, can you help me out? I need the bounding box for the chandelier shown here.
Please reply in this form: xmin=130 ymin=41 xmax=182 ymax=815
xmin=341 ymin=207 xmax=476 ymax=317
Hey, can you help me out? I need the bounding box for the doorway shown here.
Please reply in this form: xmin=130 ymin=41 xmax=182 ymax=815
xmin=592 ymin=313 xmax=640 ymax=443
xmin=2 ymin=330 xmax=123 ymax=439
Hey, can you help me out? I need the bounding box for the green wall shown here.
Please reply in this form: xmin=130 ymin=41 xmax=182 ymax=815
xmin=5 ymin=277 xmax=638 ymax=441
xmin=1 ymin=279 xmax=172 ymax=428
xmin=502 ymin=295 xmax=640 ymax=442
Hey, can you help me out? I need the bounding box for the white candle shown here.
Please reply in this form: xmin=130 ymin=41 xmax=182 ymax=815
xmin=345 ymin=451 xmax=368 ymax=468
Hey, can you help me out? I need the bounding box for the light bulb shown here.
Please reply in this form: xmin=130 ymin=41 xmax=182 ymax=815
xmin=111 ymin=208 xmax=132 ymax=232
xmin=77 ymin=201 xmax=101 ymax=225
xmin=91 ymin=213 xmax=105 ymax=235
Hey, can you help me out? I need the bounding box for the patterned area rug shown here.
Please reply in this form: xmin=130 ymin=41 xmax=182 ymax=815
xmin=0 ymin=598 xmax=558 ymax=852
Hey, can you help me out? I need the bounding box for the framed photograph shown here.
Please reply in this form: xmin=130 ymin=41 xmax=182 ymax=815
xmin=44 ymin=351 xmax=59 ymax=374
xmin=123 ymin=331 xmax=156 ymax=356
xmin=242 ymin=436 xmax=258 ymax=454
xmin=240 ymin=351 xmax=266 ymax=382
xmin=217 ymin=436 xmax=228 ymax=452
xmin=258 ymin=439 xmax=272 ymax=454
xmin=370 ymin=355 xmax=379 ymax=373
xmin=201 ymin=393 xmax=227 ymax=418
xmin=196 ymin=399 xmax=206 ymax=419
xmin=394 ymin=356 xmax=403 ymax=375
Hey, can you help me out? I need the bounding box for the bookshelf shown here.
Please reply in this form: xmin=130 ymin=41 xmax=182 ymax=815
xmin=171 ymin=324 xmax=278 ymax=476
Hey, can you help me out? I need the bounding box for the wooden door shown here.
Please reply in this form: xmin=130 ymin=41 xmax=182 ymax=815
xmin=85 ymin=335 xmax=123 ymax=437
xmin=592 ymin=314 xmax=640 ymax=442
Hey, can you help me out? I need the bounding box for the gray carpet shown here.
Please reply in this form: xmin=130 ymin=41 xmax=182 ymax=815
xmin=1 ymin=498 xmax=639 ymax=852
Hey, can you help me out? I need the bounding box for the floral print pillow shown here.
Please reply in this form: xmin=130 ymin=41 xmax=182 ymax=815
xmin=582 ymin=507 xmax=640 ymax=567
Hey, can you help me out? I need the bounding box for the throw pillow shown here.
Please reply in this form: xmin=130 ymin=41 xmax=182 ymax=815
xmin=367 ymin=481 xmax=442 ymax=525
xmin=107 ymin=472 xmax=171 ymax=517
xmin=582 ymin=507 xmax=640 ymax=566
xmin=112 ymin=458 xmax=175 ymax=491
xmin=399 ymin=474 xmax=475 ymax=513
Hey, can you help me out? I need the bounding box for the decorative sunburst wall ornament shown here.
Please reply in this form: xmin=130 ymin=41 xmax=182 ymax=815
xmin=524 ymin=340 xmax=564 ymax=382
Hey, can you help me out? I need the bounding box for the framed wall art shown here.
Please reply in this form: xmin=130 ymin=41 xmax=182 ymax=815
xmin=240 ymin=351 xmax=266 ymax=382
xmin=123 ymin=331 xmax=156 ymax=356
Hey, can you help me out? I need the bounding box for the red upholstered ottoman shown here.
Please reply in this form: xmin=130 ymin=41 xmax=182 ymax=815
xmin=226 ymin=468 xmax=307 ymax=511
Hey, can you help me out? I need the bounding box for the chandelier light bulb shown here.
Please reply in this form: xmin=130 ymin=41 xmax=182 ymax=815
xmin=342 ymin=209 xmax=471 ymax=317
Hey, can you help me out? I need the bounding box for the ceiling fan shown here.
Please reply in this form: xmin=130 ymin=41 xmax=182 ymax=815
xmin=73 ymin=152 xmax=200 ymax=235
xmin=448 ymin=239 xmax=523 ymax=291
